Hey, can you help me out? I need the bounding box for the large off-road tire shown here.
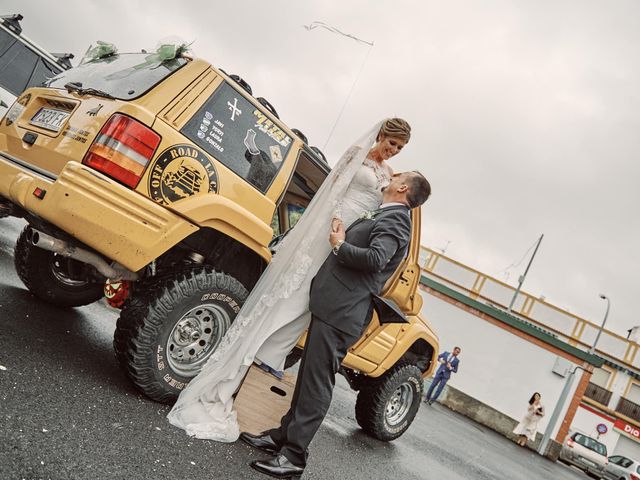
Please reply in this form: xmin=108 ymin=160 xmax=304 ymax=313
xmin=13 ymin=227 xmax=104 ymax=308
xmin=355 ymin=363 xmax=424 ymax=441
xmin=113 ymin=266 xmax=247 ymax=403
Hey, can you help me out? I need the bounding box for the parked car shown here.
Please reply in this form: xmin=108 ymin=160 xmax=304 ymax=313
xmin=603 ymin=455 xmax=640 ymax=480
xmin=0 ymin=44 xmax=439 ymax=441
xmin=0 ymin=14 xmax=73 ymax=119
xmin=560 ymin=432 xmax=608 ymax=478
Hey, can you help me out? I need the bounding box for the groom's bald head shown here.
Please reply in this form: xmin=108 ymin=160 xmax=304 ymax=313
xmin=383 ymin=171 xmax=431 ymax=208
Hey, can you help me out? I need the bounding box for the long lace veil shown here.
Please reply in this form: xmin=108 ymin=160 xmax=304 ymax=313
xmin=167 ymin=121 xmax=383 ymax=441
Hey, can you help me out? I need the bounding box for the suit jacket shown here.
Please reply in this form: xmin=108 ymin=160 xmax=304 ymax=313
xmin=309 ymin=205 xmax=412 ymax=338
xmin=435 ymin=351 xmax=460 ymax=380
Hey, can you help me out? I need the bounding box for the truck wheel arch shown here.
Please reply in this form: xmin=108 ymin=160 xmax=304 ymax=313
xmin=372 ymin=331 xmax=437 ymax=379
xmin=399 ymin=338 xmax=436 ymax=375
xmin=177 ymin=227 xmax=268 ymax=290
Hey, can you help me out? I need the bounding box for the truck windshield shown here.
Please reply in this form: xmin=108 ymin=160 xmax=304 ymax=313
xmin=45 ymin=53 xmax=187 ymax=100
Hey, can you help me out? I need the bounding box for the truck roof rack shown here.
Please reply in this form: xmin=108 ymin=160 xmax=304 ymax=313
xmin=51 ymin=52 xmax=75 ymax=70
xmin=1 ymin=13 xmax=23 ymax=35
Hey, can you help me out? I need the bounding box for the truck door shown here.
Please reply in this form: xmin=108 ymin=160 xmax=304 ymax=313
xmin=380 ymin=207 xmax=424 ymax=316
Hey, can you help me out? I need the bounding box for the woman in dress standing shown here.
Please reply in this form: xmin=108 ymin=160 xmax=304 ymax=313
xmin=167 ymin=118 xmax=412 ymax=441
xmin=513 ymin=392 xmax=545 ymax=446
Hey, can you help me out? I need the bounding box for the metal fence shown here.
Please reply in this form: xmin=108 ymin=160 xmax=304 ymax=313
xmin=420 ymin=246 xmax=638 ymax=369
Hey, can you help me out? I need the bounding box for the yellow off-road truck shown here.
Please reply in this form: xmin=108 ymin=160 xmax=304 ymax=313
xmin=0 ymin=47 xmax=438 ymax=441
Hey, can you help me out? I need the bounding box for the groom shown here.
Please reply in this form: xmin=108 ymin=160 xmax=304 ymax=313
xmin=241 ymin=171 xmax=431 ymax=478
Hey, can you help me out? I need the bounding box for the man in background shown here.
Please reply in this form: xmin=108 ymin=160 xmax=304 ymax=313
xmin=425 ymin=346 xmax=461 ymax=405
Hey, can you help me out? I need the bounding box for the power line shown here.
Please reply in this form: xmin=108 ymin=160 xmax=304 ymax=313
xmin=496 ymin=237 xmax=540 ymax=278
xmin=322 ymin=44 xmax=373 ymax=150
xmin=302 ymin=21 xmax=374 ymax=150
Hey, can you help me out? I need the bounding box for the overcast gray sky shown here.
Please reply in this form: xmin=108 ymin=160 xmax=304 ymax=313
xmin=5 ymin=0 xmax=639 ymax=335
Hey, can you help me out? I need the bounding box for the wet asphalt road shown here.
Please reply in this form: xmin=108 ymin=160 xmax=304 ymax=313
xmin=0 ymin=216 xmax=590 ymax=480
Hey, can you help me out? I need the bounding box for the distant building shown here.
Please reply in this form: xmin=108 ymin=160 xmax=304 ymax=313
xmin=418 ymin=247 xmax=639 ymax=460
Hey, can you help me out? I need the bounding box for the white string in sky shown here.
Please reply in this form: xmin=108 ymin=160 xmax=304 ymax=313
xmin=303 ymin=21 xmax=374 ymax=46
xmin=303 ymin=21 xmax=374 ymax=150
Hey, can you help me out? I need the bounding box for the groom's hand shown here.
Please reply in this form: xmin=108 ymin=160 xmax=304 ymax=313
xmin=329 ymin=221 xmax=345 ymax=247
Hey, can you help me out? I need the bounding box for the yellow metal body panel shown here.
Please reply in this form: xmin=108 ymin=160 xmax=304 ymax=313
xmin=344 ymin=311 xmax=439 ymax=378
xmin=381 ymin=207 xmax=424 ymax=316
xmin=169 ymin=194 xmax=273 ymax=262
xmin=0 ymin=60 xmax=220 ymax=181
xmin=156 ymin=64 xmax=304 ymax=207
xmin=0 ymin=59 xmax=299 ymax=267
xmin=145 ymin=118 xmax=283 ymax=227
xmin=0 ymin=157 xmax=197 ymax=271
xmin=0 ymin=55 xmax=439 ymax=379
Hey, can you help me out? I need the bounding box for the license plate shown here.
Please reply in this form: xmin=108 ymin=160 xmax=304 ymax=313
xmin=30 ymin=107 xmax=70 ymax=132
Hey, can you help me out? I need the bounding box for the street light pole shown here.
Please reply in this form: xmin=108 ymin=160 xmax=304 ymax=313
xmin=589 ymin=294 xmax=610 ymax=355
xmin=537 ymin=294 xmax=610 ymax=456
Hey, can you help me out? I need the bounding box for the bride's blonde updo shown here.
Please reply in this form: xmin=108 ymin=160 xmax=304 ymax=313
xmin=378 ymin=118 xmax=411 ymax=143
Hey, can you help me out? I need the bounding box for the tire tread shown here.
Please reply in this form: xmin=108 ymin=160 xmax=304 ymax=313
xmin=113 ymin=266 xmax=247 ymax=403
xmin=355 ymin=363 xmax=423 ymax=441
xmin=13 ymin=226 xmax=104 ymax=307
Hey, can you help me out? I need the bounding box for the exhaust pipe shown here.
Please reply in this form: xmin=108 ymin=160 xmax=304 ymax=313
xmin=27 ymin=228 xmax=139 ymax=281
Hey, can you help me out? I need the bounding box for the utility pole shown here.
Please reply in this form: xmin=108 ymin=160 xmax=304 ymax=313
xmin=589 ymin=294 xmax=610 ymax=355
xmin=507 ymin=234 xmax=544 ymax=314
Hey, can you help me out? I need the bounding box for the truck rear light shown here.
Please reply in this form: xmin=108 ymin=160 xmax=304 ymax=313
xmin=83 ymin=113 xmax=160 ymax=188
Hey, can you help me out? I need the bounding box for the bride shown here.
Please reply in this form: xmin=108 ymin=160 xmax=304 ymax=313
xmin=167 ymin=118 xmax=412 ymax=441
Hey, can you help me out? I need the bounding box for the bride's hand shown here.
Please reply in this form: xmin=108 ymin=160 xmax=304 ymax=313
xmin=329 ymin=223 xmax=345 ymax=247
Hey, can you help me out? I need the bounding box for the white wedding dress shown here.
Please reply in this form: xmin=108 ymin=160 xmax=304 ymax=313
xmin=167 ymin=122 xmax=391 ymax=442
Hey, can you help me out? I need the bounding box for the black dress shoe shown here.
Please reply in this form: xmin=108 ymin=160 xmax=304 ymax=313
xmin=239 ymin=431 xmax=278 ymax=454
xmin=250 ymin=454 xmax=304 ymax=479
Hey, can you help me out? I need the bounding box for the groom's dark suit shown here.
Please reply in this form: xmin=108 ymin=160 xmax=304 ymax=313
xmin=268 ymin=204 xmax=412 ymax=467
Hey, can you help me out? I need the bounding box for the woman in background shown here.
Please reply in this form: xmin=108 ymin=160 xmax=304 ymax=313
xmin=513 ymin=392 xmax=545 ymax=446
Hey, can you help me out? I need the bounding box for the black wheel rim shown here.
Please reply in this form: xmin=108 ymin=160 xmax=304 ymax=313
xmin=50 ymin=254 xmax=92 ymax=287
